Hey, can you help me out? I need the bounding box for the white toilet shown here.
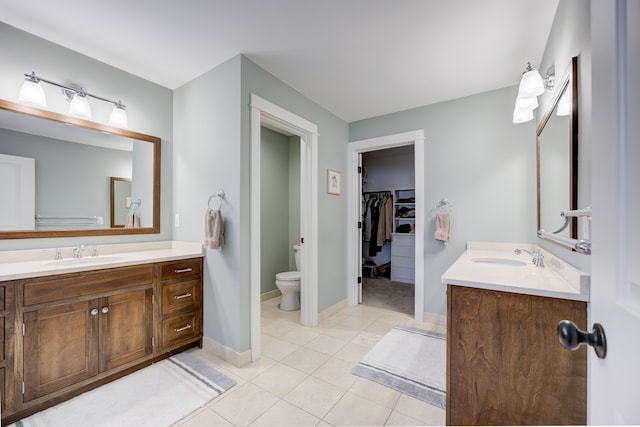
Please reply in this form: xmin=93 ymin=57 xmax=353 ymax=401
xmin=275 ymin=244 xmax=301 ymax=311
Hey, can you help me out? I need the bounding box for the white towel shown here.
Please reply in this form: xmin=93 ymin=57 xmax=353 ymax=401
xmin=124 ymin=210 xmax=140 ymax=228
xmin=434 ymin=212 xmax=450 ymax=245
xmin=204 ymin=208 xmax=224 ymax=250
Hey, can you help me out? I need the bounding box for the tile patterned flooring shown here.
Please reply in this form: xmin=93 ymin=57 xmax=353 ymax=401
xmin=174 ymin=297 xmax=446 ymax=427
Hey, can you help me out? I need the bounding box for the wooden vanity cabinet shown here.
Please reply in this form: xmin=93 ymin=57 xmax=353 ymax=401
xmin=0 ymin=257 xmax=203 ymax=425
xmin=0 ymin=282 xmax=15 ymax=415
xmin=158 ymin=258 xmax=203 ymax=352
xmin=21 ymin=266 xmax=154 ymax=403
xmin=446 ymin=284 xmax=587 ymax=426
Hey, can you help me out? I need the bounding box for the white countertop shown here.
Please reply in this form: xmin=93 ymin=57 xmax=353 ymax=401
xmin=0 ymin=241 xmax=204 ymax=281
xmin=441 ymin=242 xmax=589 ymax=302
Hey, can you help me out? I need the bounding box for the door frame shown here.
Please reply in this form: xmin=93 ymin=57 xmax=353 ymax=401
xmin=347 ymin=130 xmax=425 ymax=321
xmin=250 ymin=94 xmax=319 ymax=362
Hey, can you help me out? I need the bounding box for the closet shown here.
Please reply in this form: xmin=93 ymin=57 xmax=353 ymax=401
xmin=360 ymin=146 xmax=415 ymax=314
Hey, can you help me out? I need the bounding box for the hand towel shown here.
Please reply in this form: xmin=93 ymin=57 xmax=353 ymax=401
xmin=205 ymin=208 xmax=225 ymax=250
xmin=434 ymin=212 xmax=450 ymax=245
xmin=124 ymin=210 xmax=140 ymax=228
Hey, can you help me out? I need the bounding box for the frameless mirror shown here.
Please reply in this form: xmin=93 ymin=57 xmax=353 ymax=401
xmin=537 ymin=56 xmax=578 ymax=241
xmin=0 ymin=99 xmax=160 ymax=239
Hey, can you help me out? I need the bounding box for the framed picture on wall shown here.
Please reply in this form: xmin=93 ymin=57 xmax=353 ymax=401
xmin=327 ymin=168 xmax=341 ymax=195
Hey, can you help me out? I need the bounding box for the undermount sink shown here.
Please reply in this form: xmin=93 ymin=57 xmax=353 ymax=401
xmin=45 ymin=256 xmax=124 ymax=267
xmin=470 ymin=257 xmax=528 ymax=267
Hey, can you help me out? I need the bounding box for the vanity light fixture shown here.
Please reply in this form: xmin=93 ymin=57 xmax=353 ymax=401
xmin=18 ymin=71 xmax=128 ymax=128
xmin=512 ymin=62 xmax=555 ymax=123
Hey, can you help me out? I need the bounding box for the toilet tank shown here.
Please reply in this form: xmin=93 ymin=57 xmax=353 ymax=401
xmin=293 ymin=244 xmax=301 ymax=271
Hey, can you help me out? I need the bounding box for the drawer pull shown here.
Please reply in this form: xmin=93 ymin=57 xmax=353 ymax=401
xmin=101 ymin=306 xmax=109 ymax=314
xmin=174 ymin=323 xmax=192 ymax=333
xmin=174 ymin=268 xmax=193 ymax=274
xmin=174 ymin=292 xmax=192 ymax=300
xmin=90 ymin=308 xmax=99 ymax=316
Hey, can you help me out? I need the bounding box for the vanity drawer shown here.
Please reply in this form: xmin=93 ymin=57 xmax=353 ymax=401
xmin=161 ymin=280 xmax=201 ymax=315
xmin=162 ymin=312 xmax=200 ymax=348
xmin=24 ymin=265 xmax=154 ymax=306
xmin=161 ymin=259 xmax=202 ymax=282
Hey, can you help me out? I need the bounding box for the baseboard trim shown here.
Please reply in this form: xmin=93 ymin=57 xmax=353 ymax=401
xmin=261 ymin=288 xmax=281 ymax=302
xmin=318 ymin=298 xmax=348 ymax=323
xmin=202 ymin=336 xmax=252 ymax=368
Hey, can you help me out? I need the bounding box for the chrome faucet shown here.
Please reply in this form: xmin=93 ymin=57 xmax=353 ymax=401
xmin=54 ymin=248 xmax=63 ymax=260
xmin=514 ymin=248 xmax=544 ymax=267
xmin=73 ymin=243 xmax=85 ymax=259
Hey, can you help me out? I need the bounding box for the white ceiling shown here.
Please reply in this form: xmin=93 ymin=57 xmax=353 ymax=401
xmin=0 ymin=0 xmax=559 ymax=122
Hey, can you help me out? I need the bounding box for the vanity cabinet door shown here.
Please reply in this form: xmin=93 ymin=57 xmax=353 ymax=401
xmin=98 ymin=289 xmax=153 ymax=372
xmin=23 ymin=300 xmax=99 ymax=402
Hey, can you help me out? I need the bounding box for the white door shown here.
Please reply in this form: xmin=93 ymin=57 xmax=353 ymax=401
xmin=589 ymin=0 xmax=640 ymax=423
xmin=0 ymin=153 xmax=35 ymax=230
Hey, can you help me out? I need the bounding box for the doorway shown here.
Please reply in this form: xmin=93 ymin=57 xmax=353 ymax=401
xmin=348 ymin=130 xmax=425 ymax=321
xmin=249 ymin=94 xmax=319 ymax=362
xmin=361 ymin=146 xmax=416 ymax=316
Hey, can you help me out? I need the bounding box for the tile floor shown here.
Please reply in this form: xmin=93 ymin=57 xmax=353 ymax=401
xmin=174 ymin=297 xmax=446 ymax=427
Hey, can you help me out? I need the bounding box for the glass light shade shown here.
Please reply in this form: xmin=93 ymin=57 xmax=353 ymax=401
xmin=556 ymin=89 xmax=571 ymax=116
xmin=18 ymin=80 xmax=47 ymax=107
xmin=518 ymin=68 xmax=545 ymax=97
xmin=108 ymin=105 xmax=128 ymax=128
xmin=512 ymin=108 xmax=534 ymax=124
xmin=69 ymin=94 xmax=92 ymax=118
xmin=515 ymin=94 xmax=538 ymax=112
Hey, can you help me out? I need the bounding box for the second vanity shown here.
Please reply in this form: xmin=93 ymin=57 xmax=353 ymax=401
xmin=442 ymin=242 xmax=589 ymax=426
xmin=0 ymin=241 xmax=204 ymax=425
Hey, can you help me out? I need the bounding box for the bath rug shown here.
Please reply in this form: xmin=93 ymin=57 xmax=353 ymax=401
xmin=12 ymin=351 xmax=236 ymax=427
xmin=352 ymin=325 xmax=446 ymax=408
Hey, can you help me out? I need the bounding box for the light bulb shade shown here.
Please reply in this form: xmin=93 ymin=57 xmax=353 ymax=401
xmin=515 ymin=94 xmax=538 ymax=112
xmin=512 ymin=108 xmax=534 ymax=124
xmin=518 ymin=68 xmax=545 ymax=97
xmin=18 ymin=80 xmax=47 ymax=107
xmin=69 ymin=94 xmax=92 ymax=118
xmin=108 ymin=105 xmax=128 ymax=128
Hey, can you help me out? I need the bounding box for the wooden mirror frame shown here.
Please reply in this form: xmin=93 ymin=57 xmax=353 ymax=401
xmin=536 ymin=56 xmax=579 ymax=241
xmin=0 ymin=99 xmax=160 ymax=239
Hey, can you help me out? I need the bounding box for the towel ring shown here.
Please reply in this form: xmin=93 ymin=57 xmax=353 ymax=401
xmin=208 ymin=190 xmax=226 ymax=210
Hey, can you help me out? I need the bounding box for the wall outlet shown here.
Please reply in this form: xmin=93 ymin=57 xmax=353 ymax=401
xmin=175 ymin=213 xmax=180 ymax=227
xmin=96 ymin=216 xmax=104 ymax=225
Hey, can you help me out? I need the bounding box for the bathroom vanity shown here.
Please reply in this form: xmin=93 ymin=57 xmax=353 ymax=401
xmin=0 ymin=241 xmax=203 ymax=425
xmin=442 ymin=242 xmax=589 ymax=426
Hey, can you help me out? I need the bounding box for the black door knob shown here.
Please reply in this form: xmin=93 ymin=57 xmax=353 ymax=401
xmin=557 ymin=320 xmax=607 ymax=359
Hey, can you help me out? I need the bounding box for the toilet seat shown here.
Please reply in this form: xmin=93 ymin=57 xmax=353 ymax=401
xmin=276 ymin=271 xmax=301 ymax=281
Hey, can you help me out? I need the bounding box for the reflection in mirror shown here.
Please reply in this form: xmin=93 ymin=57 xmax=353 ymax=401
xmin=537 ymin=56 xmax=578 ymax=242
xmin=110 ymin=177 xmax=132 ymax=228
xmin=0 ymin=99 xmax=160 ymax=239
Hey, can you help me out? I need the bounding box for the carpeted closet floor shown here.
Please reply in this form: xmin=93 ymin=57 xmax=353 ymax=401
xmin=361 ymin=276 xmax=415 ymax=316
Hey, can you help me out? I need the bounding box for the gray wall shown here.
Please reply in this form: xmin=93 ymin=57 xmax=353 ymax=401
xmin=174 ymin=55 xmax=349 ymax=353
xmin=240 ymin=56 xmax=350 ymax=317
xmin=173 ymin=55 xmax=243 ymax=351
xmin=261 ymin=127 xmax=291 ymax=294
xmin=0 ymin=22 xmax=173 ymax=249
xmin=350 ymin=86 xmax=536 ymax=316
xmin=288 ymin=136 xmax=301 ymax=270
xmin=536 ymin=0 xmax=591 ymax=272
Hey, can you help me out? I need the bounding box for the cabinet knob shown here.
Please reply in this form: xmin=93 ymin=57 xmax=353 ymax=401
xmin=557 ymin=320 xmax=607 ymax=359
xmin=90 ymin=308 xmax=99 ymax=316
xmin=101 ymin=306 xmax=109 ymax=314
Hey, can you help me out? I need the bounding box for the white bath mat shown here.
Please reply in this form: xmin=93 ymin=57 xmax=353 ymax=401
xmin=12 ymin=351 xmax=236 ymax=427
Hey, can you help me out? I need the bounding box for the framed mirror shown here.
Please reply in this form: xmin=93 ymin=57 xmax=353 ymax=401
xmin=536 ymin=56 xmax=578 ymax=242
xmin=0 ymin=99 xmax=160 ymax=239
xmin=110 ymin=177 xmax=132 ymax=228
